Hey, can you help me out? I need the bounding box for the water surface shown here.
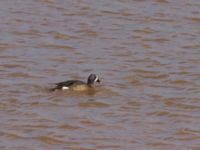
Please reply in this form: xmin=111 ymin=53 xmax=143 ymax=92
xmin=0 ymin=0 xmax=200 ymax=150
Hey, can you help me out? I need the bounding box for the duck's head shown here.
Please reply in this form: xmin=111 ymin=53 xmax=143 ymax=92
xmin=87 ymin=74 xmax=100 ymax=86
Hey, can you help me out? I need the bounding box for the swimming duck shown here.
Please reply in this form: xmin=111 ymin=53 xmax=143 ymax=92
xmin=52 ymin=74 xmax=100 ymax=91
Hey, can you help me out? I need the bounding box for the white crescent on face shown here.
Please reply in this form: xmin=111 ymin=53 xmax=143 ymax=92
xmin=94 ymin=76 xmax=99 ymax=82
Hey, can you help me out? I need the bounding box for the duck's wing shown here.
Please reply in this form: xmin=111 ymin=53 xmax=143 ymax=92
xmin=53 ymin=80 xmax=85 ymax=90
xmin=56 ymin=80 xmax=85 ymax=86
xmin=56 ymin=80 xmax=75 ymax=87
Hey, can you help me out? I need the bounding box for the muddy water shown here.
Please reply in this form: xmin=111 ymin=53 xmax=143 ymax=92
xmin=0 ymin=0 xmax=200 ymax=149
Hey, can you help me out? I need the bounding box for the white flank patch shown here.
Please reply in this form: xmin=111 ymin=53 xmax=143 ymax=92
xmin=62 ymin=86 xmax=69 ymax=90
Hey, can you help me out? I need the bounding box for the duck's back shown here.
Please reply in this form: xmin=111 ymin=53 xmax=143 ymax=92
xmin=57 ymin=80 xmax=85 ymax=86
xmin=53 ymin=80 xmax=86 ymax=91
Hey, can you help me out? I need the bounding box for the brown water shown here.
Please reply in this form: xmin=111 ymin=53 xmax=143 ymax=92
xmin=0 ymin=0 xmax=200 ymax=149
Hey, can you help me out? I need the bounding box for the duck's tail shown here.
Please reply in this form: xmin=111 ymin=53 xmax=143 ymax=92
xmin=50 ymin=87 xmax=57 ymax=92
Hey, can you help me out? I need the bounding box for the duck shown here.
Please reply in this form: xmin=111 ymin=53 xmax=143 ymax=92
xmin=51 ymin=74 xmax=100 ymax=91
